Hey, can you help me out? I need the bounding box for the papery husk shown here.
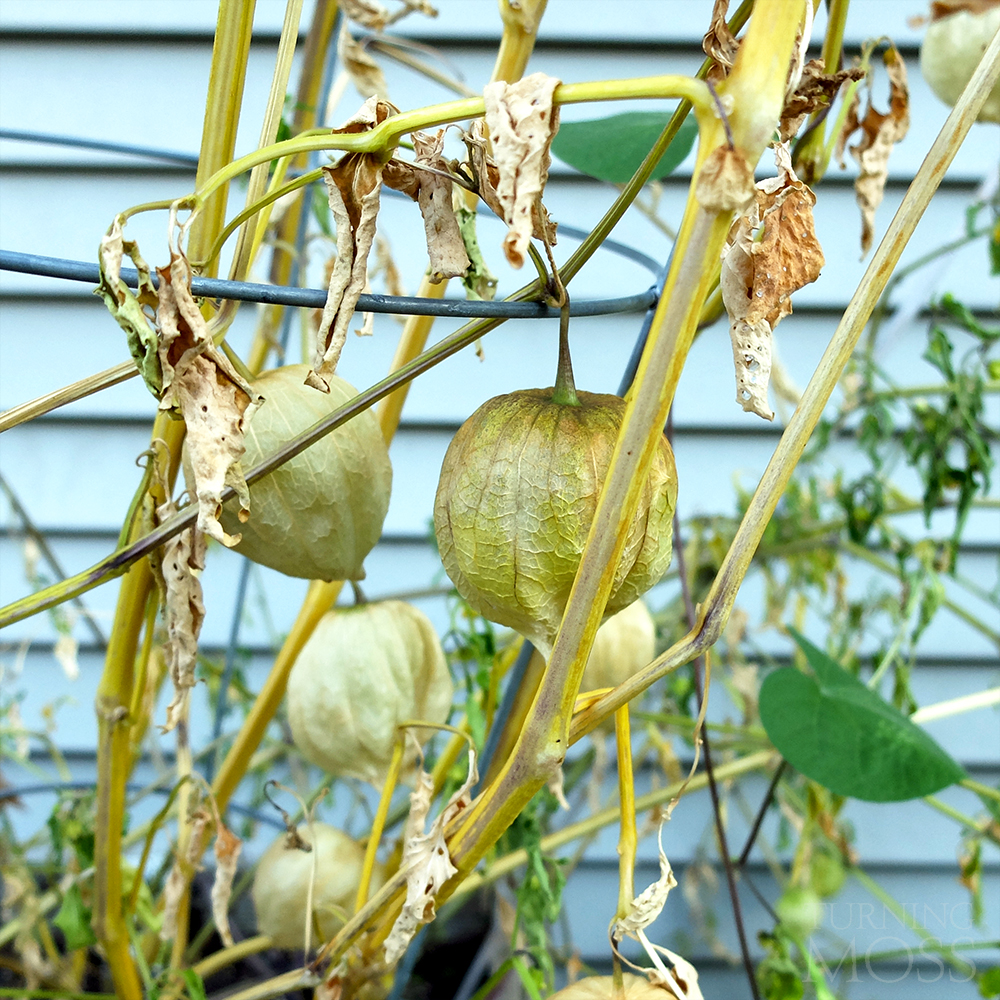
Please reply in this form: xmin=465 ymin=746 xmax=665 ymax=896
xmin=581 ymin=598 xmax=657 ymax=695
xmin=252 ymin=823 xmax=382 ymax=950
xmin=434 ymin=390 xmax=677 ymax=658
xmin=287 ymin=601 xmax=454 ymax=785
xmin=214 ymin=364 xmax=391 ymax=581
xmin=549 ymin=974 xmax=674 ymax=999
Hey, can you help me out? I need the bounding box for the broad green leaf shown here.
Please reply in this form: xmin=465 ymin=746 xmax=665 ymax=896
xmin=551 ymin=111 xmax=697 ymax=184
xmin=53 ymin=883 xmax=97 ymax=950
xmin=759 ymin=628 xmax=966 ymax=802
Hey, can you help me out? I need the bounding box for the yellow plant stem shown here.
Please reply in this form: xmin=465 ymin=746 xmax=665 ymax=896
xmin=192 ymin=935 xmax=272 ymax=981
xmin=90 ymin=2 xmax=258 ymax=990
xmin=481 ymin=647 xmax=546 ymax=787
xmin=571 ymin=11 xmax=1000 ymax=745
xmin=614 ymin=706 xmax=636 ymax=921
xmin=244 ymin=0 xmax=340 ymax=374
xmin=356 ymin=739 xmax=405 ymax=913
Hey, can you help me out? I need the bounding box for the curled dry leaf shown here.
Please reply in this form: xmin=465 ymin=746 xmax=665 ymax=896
xmin=339 ymin=26 xmax=388 ymax=100
xmin=96 ymin=219 xmax=162 ymax=396
xmin=340 ymin=0 xmax=389 ymax=29
xmin=161 ymin=810 xmax=209 ymax=942
xmin=613 ymin=825 xmax=677 ymax=942
xmin=211 ymin=822 xmax=243 ymax=948
xmin=457 ymin=203 xmax=498 ymax=302
xmin=702 ymin=0 xmax=739 ymax=84
xmin=384 ymin=129 xmax=471 ymax=282
xmin=482 ymin=72 xmax=560 ymax=268
xmin=157 ymin=249 xmax=261 ymax=545
xmin=646 ymin=948 xmax=704 ymax=1000
xmin=155 ymin=497 xmax=206 ymax=734
xmin=835 ymin=45 xmax=910 ymax=256
xmin=311 ymin=98 xmax=397 ymax=389
xmin=384 ymin=744 xmax=478 ymax=966
xmin=694 ymin=146 xmax=756 ymax=214
xmin=720 ymin=144 xmax=824 ymax=420
xmin=779 ymin=59 xmax=866 ymax=143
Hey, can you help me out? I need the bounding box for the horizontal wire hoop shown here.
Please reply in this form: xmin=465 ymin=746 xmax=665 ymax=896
xmin=0 ymin=248 xmax=659 ymax=318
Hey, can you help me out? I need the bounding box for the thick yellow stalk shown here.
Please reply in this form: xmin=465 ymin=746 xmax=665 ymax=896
xmin=614 ymin=706 xmax=636 ymax=920
xmin=90 ymin=3 xmax=258 ymax=991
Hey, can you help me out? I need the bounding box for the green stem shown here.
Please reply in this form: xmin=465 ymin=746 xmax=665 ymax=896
xmin=924 ymin=795 xmax=1000 ymax=844
xmin=851 ymin=867 xmax=976 ymax=978
xmin=961 ymin=777 xmax=1000 ymax=804
xmin=551 ymin=303 xmax=579 ymax=406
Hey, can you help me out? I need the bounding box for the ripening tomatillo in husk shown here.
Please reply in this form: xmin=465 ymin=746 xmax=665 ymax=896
xmin=434 ymin=312 xmax=677 ymax=657
xmin=215 ymin=363 xmax=392 ymax=581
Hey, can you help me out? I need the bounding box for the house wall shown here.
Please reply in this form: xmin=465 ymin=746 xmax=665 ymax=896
xmin=1 ymin=2 xmax=997 ymax=996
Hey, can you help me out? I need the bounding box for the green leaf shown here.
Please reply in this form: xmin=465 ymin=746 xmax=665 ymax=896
xmin=53 ymin=883 xmax=97 ymax=951
xmin=182 ymin=969 xmax=208 ymax=1000
xmin=759 ymin=628 xmax=965 ymax=801
xmin=551 ymin=111 xmax=697 ymax=184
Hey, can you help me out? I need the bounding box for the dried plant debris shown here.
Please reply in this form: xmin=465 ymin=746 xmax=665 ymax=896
xmin=720 ymin=144 xmax=825 ymax=420
xmin=310 ymin=98 xmax=397 ymax=389
xmin=457 ymin=204 xmax=498 ymax=302
xmin=340 ymin=0 xmax=437 ymax=30
xmin=97 ymin=219 xmax=162 ymax=396
xmin=384 ymin=744 xmax=478 ymax=966
xmin=339 ymin=26 xmax=388 ymax=100
xmin=156 ymin=249 xmax=261 ymax=544
xmin=779 ymin=59 xmax=866 ymax=142
xmin=835 ymin=45 xmax=910 ymax=256
xmin=161 ymin=809 xmax=209 ymax=942
xmin=482 ymin=72 xmax=560 ymax=267
xmin=694 ymin=145 xmax=756 ymax=214
xmin=384 ymin=129 xmax=471 ymax=282
xmin=613 ymin=827 xmax=678 ymax=942
xmin=703 ymin=0 xmax=740 ymax=83
xmin=211 ymin=821 xmax=243 ymax=948
xmin=156 ymin=496 xmax=206 ymax=734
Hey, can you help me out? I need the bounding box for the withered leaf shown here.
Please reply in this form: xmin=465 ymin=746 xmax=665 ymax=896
xmin=156 ymin=496 xmax=206 ymax=734
xmin=161 ymin=810 xmax=209 ymax=942
xmin=340 ymin=0 xmax=389 ymax=29
xmin=338 ymin=25 xmax=388 ymax=101
xmin=157 ymin=250 xmax=261 ymax=545
xmin=384 ymin=130 xmax=471 ymax=282
xmin=482 ymin=72 xmax=560 ymax=268
xmin=694 ymin=145 xmax=756 ymax=214
xmin=720 ymin=144 xmax=824 ymax=420
xmin=97 ymin=219 xmax=162 ymax=396
xmin=703 ymin=0 xmax=739 ymax=83
xmin=384 ymin=744 xmax=478 ymax=966
xmin=457 ymin=204 xmax=498 ymax=302
xmin=929 ymin=0 xmax=1000 ymax=18
xmin=310 ymin=99 xmax=396 ymax=389
xmin=779 ymin=59 xmax=866 ymax=143
xmin=613 ymin=826 xmax=677 ymax=941
xmin=211 ymin=822 xmax=243 ymax=949
xmin=836 ymin=45 xmax=910 ymax=256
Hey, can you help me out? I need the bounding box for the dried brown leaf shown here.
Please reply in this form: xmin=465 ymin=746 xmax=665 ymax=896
xmin=161 ymin=810 xmax=209 ymax=942
xmin=413 ymin=130 xmax=471 ymax=281
xmin=157 ymin=497 xmax=206 ymax=734
xmin=157 ymin=250 xmax=261 ymax=545
xmin=647 ymin=947 xmax=704 ymax=1000
xmin=613 ymin=826 xmax=678 ymax=941
xmin=339 ymin=26 xmax=388 ymax=100
xmin=779 ymin=59 xmax=866 ymax=142
xmin=384 ymin=745 xmax=478 ymax=966
xmin=310 ymin=99 xmax=397 ymax=388
xmin=694 ymin=146 xmax=756 ymax=214
xmin=340 ymin=0 xmax=389 ymax=29
xmin=482 ymin=72 xmax=560 ymax=268
xmin=720 ymin=145 xmax=824 ymax=421
xmin=837 ymin=46 xmax=910 ymax=256
xmin=211 ymin=822 xmax=243 ymax=948
xmin=703 ymin=0 xmax=739 ymax=83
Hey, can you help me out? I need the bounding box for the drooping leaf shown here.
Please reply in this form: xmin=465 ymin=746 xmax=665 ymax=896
xmin=53 ymin=883 xmax=97 ymax=951
xmin=551 ymin=110 xmax=697 ymax=184
xmin=759 ymin=627 xmax=965 ymax=801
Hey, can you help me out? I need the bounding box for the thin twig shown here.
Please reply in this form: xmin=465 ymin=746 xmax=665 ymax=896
xmin=737 ymin=761 xmax=786 ymax=867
